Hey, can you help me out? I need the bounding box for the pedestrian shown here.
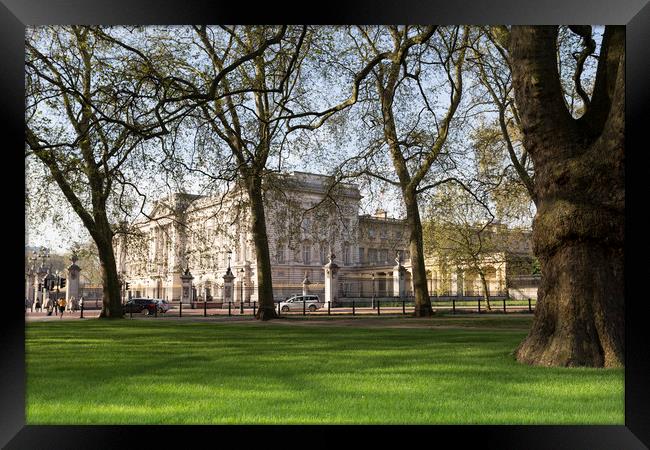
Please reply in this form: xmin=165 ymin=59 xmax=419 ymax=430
xmin=46 ymin=299 xmax=53 ymax=316
xmin=24 ymin=298 xmax=29 ymax=313
xmin=79 ymin=296 xmax=84 ymax=311
xmin=57 ymin=297 xmax=66 ymax=318
xmin=35 ymin=299 xmax=41 ymax=312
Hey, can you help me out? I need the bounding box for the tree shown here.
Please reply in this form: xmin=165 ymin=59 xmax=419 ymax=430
xmin=424 ymin=185 xmax=510 ymax=311
xmin=469 ymin=27 xmax=536 ymax=204
xmin=25 ymin=26 xmax=187 ymax=318
xmin=339 ymin=26 xmax=471 ymax=316
xmin=508 ymin=26 xmax=624 ymax=367
xmin=147 ymin=26 xmax=385 ymax=319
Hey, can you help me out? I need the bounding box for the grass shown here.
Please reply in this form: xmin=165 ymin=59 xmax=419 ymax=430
xmin=26 ymin=317 xmax=623 ymax=424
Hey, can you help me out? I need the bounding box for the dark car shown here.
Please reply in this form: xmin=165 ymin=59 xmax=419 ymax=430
xmin=123 ymin=298 xmax=159 ymax=316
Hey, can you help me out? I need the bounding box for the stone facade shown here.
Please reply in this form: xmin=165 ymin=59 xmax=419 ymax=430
xmin=116 ymin=172 xmax=534 ymax=303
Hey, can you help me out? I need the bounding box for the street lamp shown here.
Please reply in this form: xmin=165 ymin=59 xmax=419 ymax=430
xmin=239 ymin=268 xmax=245 ymax=314
xmin=227 ymin=250 xmax=232 ymax=270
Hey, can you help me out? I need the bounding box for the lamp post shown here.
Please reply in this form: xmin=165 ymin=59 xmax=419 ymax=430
xmin=239 ymin=268 xmax=245 ymax=314
xmin=371 ymin=272 xmax=376 ymax=309
xmin=228 ymin=249 xmax=232 ymax=305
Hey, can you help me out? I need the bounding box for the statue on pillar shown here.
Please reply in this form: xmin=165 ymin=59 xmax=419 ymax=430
xmin=180 ymin=267 xmax=194 ymax=304
xmin=302 ymin=271 xmax=311 ymax=297
xmin=66 ymin=252 xmax=81 ymax=303
xmin=393 ymin=252 xmax=406 ymax=298
xmin=222 ymin=266 xmax=235 ymax=304
xmin=323 ymin=249 xmax=339 ymax=305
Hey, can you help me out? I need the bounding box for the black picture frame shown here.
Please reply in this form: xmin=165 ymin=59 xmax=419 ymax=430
xmin=3 ymin=1 xmax=649 ymax=448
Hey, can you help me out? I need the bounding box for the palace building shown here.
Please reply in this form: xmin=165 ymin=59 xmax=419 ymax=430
xmin=115 ymin=172 xmax=535 ymax=304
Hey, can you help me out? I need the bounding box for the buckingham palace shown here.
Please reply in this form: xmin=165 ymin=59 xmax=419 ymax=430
xmin=115 ymin=172 xmax=532 ymax=304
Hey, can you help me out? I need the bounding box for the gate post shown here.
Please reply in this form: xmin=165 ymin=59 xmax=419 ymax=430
xmin=323 ymin=250 xmax=339 ymax=308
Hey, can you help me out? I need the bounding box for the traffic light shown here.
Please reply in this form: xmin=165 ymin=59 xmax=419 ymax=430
xmin=59 ymin=278 xmax=66 ymax=289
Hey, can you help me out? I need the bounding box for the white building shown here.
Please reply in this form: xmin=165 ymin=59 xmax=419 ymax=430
xmin=116 ymin=172 xmax=532 ymax=303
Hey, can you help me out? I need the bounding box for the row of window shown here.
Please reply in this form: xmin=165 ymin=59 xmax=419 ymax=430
xmin=366 ymin=226 xmax=403 ymax=240
xmin=276 ymin=243 xmax=352 ymax=265
xmin=358 ymin=248 xmax=409 ymax=264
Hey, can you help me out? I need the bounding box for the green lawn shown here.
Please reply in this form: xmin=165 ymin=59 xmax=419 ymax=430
xmin=26 ymin=317 xmax=623 ymax=424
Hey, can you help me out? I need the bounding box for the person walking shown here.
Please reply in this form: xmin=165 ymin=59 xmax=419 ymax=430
xmin=57 ymin=297 xmax=66 ymax=318
xmin=35 ymin=299 xmax=41 ymax=313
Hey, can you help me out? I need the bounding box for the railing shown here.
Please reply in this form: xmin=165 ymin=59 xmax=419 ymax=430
xmin=114 ymin=296 xmax=536 ymax=319
xmin=28 ymin=296 xmax=536 ymax=319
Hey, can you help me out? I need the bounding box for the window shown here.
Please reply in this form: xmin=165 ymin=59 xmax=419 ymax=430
xmin=380 ymin=227 xmax=388 ymax=239
xmin=319 ymin=242 xmax=328 ymax=264
xmin=379 ymin=249 xmax=389 ymax=263
xmin=368 ymin=248 xmax=378 ymax=263
xmin=302 ymin=242 xmax=311 ymax=264
xmin=344 ymin=244 xmax=351 ymax=265
xmin=358 ymin=247 xmax=365 ymax=264
xmin=368 ymin=227 xmax=375 ymax=238
xmin=276 ymin=244 xmax=285 ymax=264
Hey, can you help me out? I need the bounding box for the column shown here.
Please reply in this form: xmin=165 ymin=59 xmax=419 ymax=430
xmin=66 ymin=254 xmax=81 ymax=302
xmin=392 ymin=252 xmax=406 ymax=298
xmin=180 ymin=268 xmax=194 ymax=304
xmin=26 ymin=270 xmax=35 ymax=304
xmin=302 ymin=272 xmax=311 ymax=296
xmin=223 ymin=267 xmax=235 ymax=304
xmin=451 ymin=271 xmax=458 ymax=296
xmin=323 ymin=251 xmax=339 ymax=305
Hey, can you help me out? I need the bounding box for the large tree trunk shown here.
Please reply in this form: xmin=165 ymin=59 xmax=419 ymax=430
xmin=510 ymin=26 xmax=624 ymax=367
xmin=404 ymin=190 xmax=433 ymax=317
xmin=94 ymin=234 xmax=123 ymax=319
xmin=249 ymin=177 xmax=278 ymax=321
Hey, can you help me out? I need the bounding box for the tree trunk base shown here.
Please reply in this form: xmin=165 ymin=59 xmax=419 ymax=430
xmin=515 ymin=244 xmax=623 ymax=368
xmin=255 ymin=306 xmax=279 ymax=321
xmin=413 ymin=305 xmax=434 ymax=317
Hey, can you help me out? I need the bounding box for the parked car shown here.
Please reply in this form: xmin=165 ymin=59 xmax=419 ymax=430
xmin=155 ymin=299 xmax=172 ymax=313
xmin=279 ymin=295 xmax=322 ymax=312
xmin=123 ymin=298 xmax=159 ymax=316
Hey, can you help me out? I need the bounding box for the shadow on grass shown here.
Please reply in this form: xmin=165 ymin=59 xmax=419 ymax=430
xmin=26 ymin=320 xmax=624 ymax=424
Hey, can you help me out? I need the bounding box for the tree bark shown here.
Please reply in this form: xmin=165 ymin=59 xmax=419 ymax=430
xmin=479 ymin=271 xmax=492 ymax=311
xmin=249 ymin=177 xmax=278 ymax=321
xmin=404 ymin=190 xmax=433 ymax=317
xmin=96 ymin=236 xmax=123 ymax=319
xmin=510 ymin=26 xmax=624 ymax=367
